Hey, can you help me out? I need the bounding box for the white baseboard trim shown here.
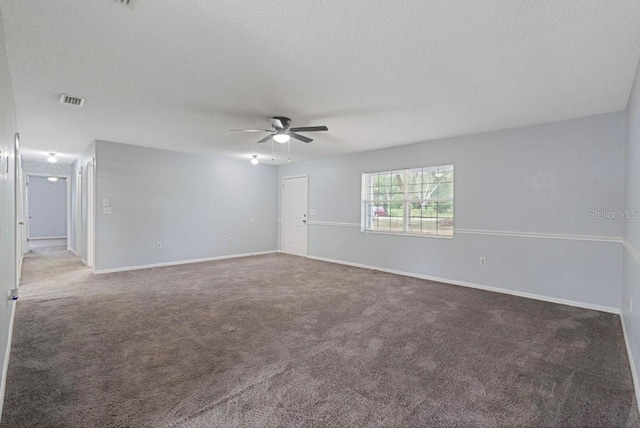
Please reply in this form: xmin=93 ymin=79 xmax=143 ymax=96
xmin=81 ymin=258 xmax=87 ymax=266
xmin=69 ymin=248 xmax=77 ymax=256
xmin=307 ymin=255 xmax=619 ymax=314
xmin=94 ymin=250 xmax=278 ymax=274
xmin=621 ymin=315 xmax=640 ymax=412
xmin=29 ymin=236 xmax=66 ymax=240
xmin=0 ymin=301 xmax=16 ymax=424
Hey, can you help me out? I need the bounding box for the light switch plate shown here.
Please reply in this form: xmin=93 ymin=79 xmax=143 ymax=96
xmin=103 ymin=198 xmax=110 ymax=207
xmin=309 ymin=209 xmax=317 ymax=216
xmin=103 ymin=207 xmax=112 ymax=215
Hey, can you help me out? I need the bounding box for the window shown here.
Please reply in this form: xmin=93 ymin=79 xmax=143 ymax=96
xmin=362 ymin=164 xmax=454 ymax=237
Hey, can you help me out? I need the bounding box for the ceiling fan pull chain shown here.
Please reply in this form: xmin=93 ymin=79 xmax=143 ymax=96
xmin=288 ymin=140 xmax=291 ymax=163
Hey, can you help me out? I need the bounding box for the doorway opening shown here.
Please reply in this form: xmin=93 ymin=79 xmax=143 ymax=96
xmin=26 ymin=174 xmax=70 ymax=251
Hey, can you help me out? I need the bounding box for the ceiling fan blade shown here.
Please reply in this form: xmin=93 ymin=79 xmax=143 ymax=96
xmin=256 ymin=134 xmax=274 ymax=144
xmin=269 ymin=117 xmax=284 ymax=129
xmin=290 ymin=133 xmax=313 ymax=143
xmin=289 ymin=126 xmax=328 ymax=132
xmin=230 ymin=129 xmax=271 ymax=132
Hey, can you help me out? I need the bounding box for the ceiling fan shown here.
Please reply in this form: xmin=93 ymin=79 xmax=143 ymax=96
xmin=231 ymin=116 xmax=328 ymax=144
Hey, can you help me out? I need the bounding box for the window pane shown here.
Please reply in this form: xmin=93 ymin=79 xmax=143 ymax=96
xmin=438 ymin=165 xmax=454 ymax=183
xmin=423 ymin=167 xmax=438 ymax=183
xmin=435 ymin=182 xmax=454 ymax=201
xmin=437 ymin=201 xmax=454 ymax=217
xmin=362 ymin=165 xmax=453 ymax=237
xmin=437 ymin=218 xmax=454 ymax=235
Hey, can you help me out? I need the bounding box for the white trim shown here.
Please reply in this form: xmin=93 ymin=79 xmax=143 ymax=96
xmin=302 ymin=221 xmax=623 ymax=243
xmin=94 ymin=250 xmax=277 ymax=274
xmin=308 ymin=221 xmax=359 ymax=228
xmin=0 ymin=302 xmax=16 ymax=424
xmin=624 ymin=239 xmax=640 ymax=266
xmin=456 ymin=228 xmax=622 ymax=243
xmin=81 ymin=258 xmax=87 ymax=265
xmin=280 ymin=174 xmax=309 ymax=180
xmin=86 ymin=160 xmax=95 ymax=268
xmin=621 ymin=315 xmax=640 ymax=412
xmin=25 ymin=173 xmax=72 ymax=248
xmin=69 ymin=248 xmax=78 ymax=256
xmin=306 ymin=255 xmax=619 ymax=314
xmin=23 ymin=173 xmax=70 ymax=178
xmin=28 ymin=236 xmax=67 ymax=240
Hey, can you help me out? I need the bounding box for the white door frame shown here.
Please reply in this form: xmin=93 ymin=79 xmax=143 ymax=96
xmin=86 ymin=159 xmax=95 ymax=269
xmin=25 ymin=173 xmax=72 ymax=246
xmin=281 ymin=174 xmax=308 ymax=256
xmin=14 ymin=133 xmax=24 ymax=282
xmin=76 ymin=168 xmax=82 ymax=255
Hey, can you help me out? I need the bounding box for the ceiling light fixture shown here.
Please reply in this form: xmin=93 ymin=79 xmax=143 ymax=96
xmin=273 ymin=134 xmax=290 ymax=144
xmin=250 ymin=155 xmax=259 ymax=165
xmin=47 ymin=177 xmax=58 ymax=182
xmin=47 ymin=153 xmax=57 ymax=163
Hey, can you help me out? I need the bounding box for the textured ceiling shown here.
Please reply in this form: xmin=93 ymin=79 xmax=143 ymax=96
xmin=2 ymin=0 xmax=640 ymax=165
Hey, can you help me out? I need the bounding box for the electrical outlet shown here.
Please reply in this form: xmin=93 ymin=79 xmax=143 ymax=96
xmin=103 ymin=207 xmax=112 ymax=215
xmin=156 ymin=242 xmax=162 ymax=249
xmin=229 ymin=237 xmax=233 ymax=245
xmin=338 ymin=241 xmax=342 ymax=248
xmin=480 ymin=257 xmax=486 ymax=266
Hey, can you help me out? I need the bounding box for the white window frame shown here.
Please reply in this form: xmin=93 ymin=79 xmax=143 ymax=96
xmin=361 ymin=164 xmax=454 ymax=238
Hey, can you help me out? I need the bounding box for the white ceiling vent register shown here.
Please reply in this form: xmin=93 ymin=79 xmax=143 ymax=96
xmin=59 ymin=94 xmax=85 ymax=107
xmin=119 ymin=0 xmax=132 ymax=5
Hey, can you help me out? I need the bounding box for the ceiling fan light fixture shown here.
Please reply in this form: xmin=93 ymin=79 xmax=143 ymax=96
xmin=250 ymin=155 xmax=259 ymax=165
xmin=47 ymin=153 xmax=57 ymax=163
xmin=273 ymin=134 xmax=290 ymax=144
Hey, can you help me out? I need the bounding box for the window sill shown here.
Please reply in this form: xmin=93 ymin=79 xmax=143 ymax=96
xmin=362 ymin=230 xmax=454 ymax=239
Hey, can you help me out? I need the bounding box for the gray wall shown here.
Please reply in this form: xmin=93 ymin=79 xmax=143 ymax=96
xmin=0 ymin=12 xmax=18 ymax=422
xmin=622 ymin=57 xmax=640 ymax=402
xmin=26 ymin=176 xmax=67 ymax=238
xmin=278 ymin=112 xmax=626 ymax=311
xmin=94 ymin=141 xmax=278 ymax=271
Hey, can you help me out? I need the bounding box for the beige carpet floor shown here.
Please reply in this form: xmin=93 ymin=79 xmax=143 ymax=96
xmin=1 ymin=247 xmax=638 ymax=427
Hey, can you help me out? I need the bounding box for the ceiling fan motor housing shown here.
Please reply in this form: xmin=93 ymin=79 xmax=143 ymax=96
xmin=270 ymin=116 xmax=291 ymax=130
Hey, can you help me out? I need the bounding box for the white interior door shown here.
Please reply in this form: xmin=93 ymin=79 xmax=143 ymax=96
xmin=282 ymin=176 xmax=308 ymax=257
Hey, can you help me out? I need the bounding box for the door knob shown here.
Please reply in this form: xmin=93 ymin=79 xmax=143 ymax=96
xmin=18 ymin=222 xmax=24 ymax=225
xmin=302 ymin=219 xmax=307 ymax=223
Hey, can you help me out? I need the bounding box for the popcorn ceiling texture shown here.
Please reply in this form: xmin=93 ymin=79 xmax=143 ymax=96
xmin=1 ymin=247 xmax=638 ymax=427
xmin=1 ymin=0 xmax=640 ymax=164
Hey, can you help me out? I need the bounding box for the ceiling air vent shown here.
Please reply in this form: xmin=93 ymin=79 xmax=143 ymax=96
xmin=119 ymin=0 xmax=132 ymax=5
xmin=59 ymin=94 xmax=85 ymax=107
